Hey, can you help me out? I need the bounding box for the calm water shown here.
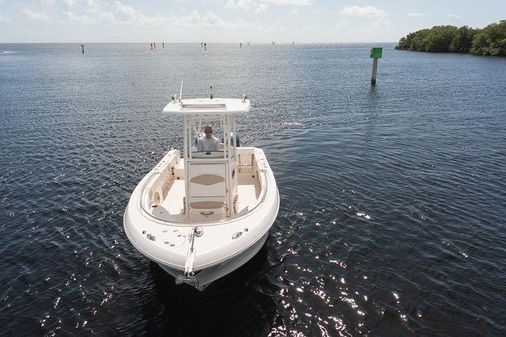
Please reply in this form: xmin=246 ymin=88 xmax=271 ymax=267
xmin=1 ymin=43 xmax=505 ymax=336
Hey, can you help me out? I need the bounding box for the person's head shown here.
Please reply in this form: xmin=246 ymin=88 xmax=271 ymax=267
xmin=204 ymin=125 xmax=213 ymax=139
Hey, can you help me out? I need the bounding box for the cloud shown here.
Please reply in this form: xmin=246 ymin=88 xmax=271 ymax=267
xmin=225 ymin=0 xmax=257 ymax=11
xmin=63 ymin=1 xmax=259 ymax=31
xmin=407 ymin=12 xmax=424 ymax=17
xmin=333 ymin=4 xmax=394 ymax=42
xmin=255 ymin=3 xmax=268 ymax=14
xmin=64 ymin=0 xmax=115 ymax=24
xmin=448 ymin=14 xmax=462 ymax=20
xmin=446 ymin=14 xmax=463 ymax=24
xmin=263 ymin=0 xmax=311 ymax=5
xmin=260 ymin=18 xmax=292 ymax=34
xmin=21 ymin=8 xmax=50 ymax=21
xmin=225 ymin=0 xmax=310 ymax=14
xmin=340 ymin=5 xmax=386 ymax=18
xmin=114 ymin=0 xmax=140 ymax=22
xmin=62 ymin=0 xmax=76 ymax=9
xmin=0 ymin=15 xmax=10 ymax=23
xmin=168 ymin=10 xmax=259 ymax=30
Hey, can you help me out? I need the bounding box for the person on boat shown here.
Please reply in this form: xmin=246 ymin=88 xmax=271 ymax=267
xmin=197 ymin=125 xmax=220 ymax=152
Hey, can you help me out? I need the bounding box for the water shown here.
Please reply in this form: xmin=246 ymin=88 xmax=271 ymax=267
xmin=1 ymin=43 xmax=505 ymax=336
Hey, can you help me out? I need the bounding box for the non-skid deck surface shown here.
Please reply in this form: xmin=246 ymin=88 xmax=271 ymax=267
xmin=236 ymin=173 xmax=260 ymax=214
xmin=150 ymin=174 xmax=260 ymax=223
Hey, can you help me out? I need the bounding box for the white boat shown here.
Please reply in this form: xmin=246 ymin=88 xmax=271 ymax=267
xmin=124 ymin=95 xmax=280 ymax=290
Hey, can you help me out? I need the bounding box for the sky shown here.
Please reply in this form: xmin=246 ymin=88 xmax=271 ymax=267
xmin=0 ymin=0 xmax=505 ymax=43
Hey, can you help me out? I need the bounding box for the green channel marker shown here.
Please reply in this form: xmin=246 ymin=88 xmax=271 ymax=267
xmin=370 ymin=47 xmax=383 ymax=85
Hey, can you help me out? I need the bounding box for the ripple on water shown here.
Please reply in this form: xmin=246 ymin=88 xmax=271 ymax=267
xmin=1 ymin=43 xmax=505 ymax=336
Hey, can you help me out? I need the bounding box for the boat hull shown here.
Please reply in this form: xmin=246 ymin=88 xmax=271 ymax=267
xmin=158 ymin=232 xmax=268 ymax=291
xmin=124 ymin=147 xmax=279 ymax=291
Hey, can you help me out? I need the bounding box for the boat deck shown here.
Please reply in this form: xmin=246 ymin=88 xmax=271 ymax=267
xmin=150 ymin=172 xmax=260 ymax=223
xmin=236 ymin=173 xmax=260 ymax=215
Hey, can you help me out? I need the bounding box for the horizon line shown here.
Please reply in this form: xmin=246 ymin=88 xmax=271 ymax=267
xmin=0 ymin=41 xmax=398 ymax=45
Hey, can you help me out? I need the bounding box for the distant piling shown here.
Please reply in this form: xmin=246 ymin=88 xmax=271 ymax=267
xmin=80 ymin=44 xmax=85 ymax=54
xmin=371 ymin=59 xmax=378 ymax=85
xmin=370 ymin=47 xmax=383 ymax=85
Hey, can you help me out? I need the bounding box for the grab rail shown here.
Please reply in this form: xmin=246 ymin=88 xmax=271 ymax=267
xmin=183 ymin=226 xmax=203 ymax=276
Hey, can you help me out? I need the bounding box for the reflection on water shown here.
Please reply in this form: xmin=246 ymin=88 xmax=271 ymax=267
xmin=146 ymin=247 xmax=276 ymax=337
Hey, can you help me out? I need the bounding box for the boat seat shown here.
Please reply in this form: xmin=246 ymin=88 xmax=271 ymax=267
xmin=188 ymin=162 xmax=227 ymax=215
xmin=190 ymin=201 xmax=225 ymax=209
xmin=190 ymin=174 xmax=225 ymax=185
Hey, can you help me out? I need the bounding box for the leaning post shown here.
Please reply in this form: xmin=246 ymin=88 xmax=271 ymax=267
xmin=370 ymin=47 xmax=383 ymax=85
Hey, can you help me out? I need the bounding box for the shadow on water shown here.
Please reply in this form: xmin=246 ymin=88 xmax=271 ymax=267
xmin=142 ymin=246 xmax=277 ymax=336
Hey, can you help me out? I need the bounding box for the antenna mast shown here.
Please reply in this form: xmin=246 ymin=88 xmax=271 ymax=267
xmin=179 ymin=80 xmax=184 ymax=102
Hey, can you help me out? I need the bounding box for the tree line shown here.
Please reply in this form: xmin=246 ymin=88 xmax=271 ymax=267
xmin=396 ymin=20 xmax=506 ymax=56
